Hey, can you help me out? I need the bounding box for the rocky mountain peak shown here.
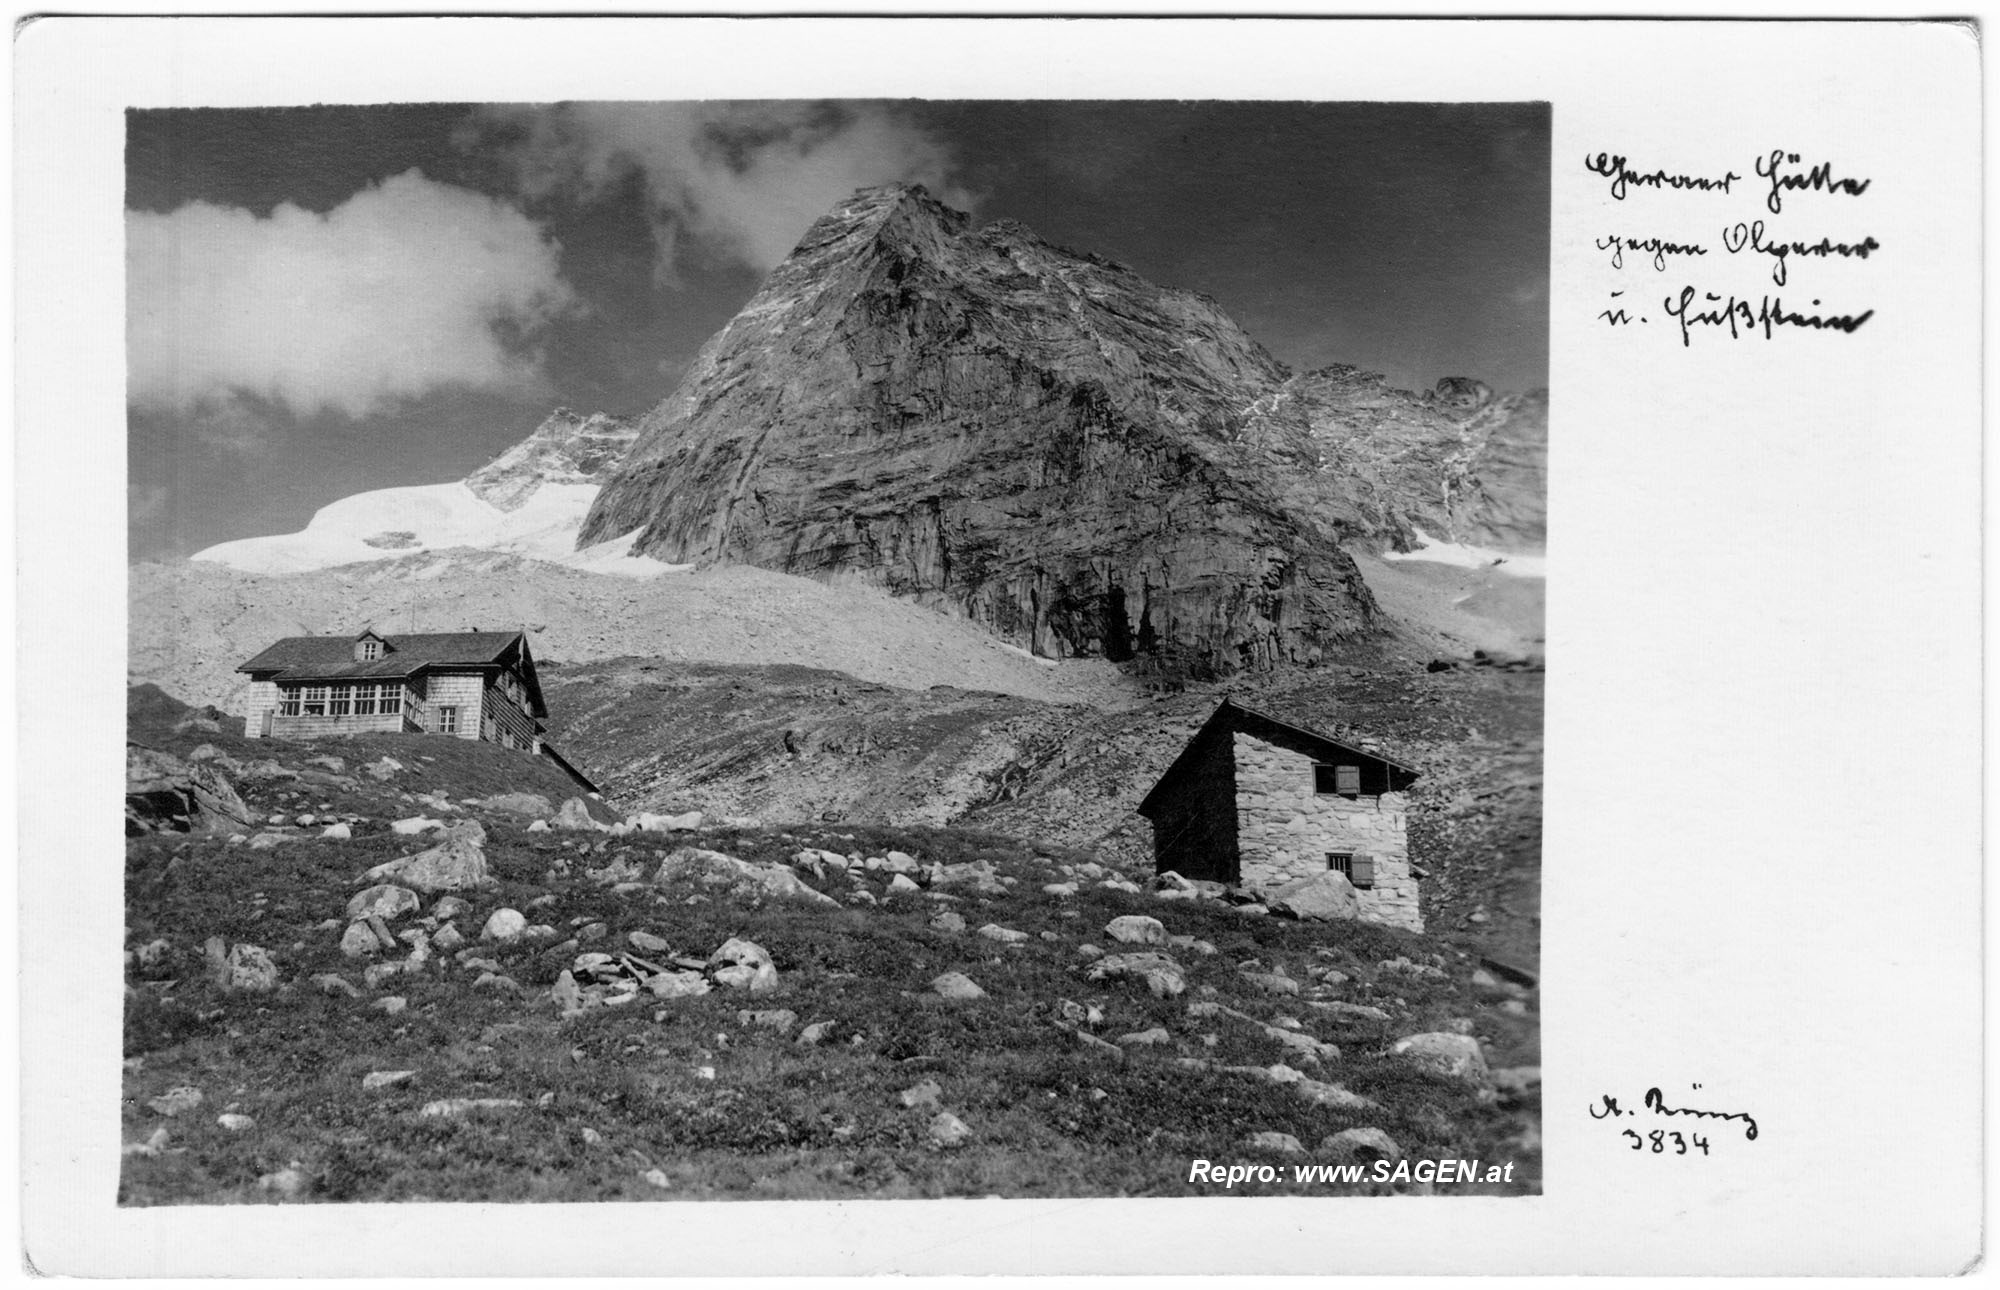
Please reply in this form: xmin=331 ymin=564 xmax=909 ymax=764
xmin=578 ymin=186 xmax=1385 ymax=679
xmin=465 ymin=408 xmax=639 ymax=512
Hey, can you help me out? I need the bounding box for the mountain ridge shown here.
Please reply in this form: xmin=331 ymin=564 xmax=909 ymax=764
xmin=581 ymin=184 xmax=1542 ymax=680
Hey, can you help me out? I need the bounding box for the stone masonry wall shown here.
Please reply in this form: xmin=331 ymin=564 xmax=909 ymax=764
xmin=1232 ymin=731 xmax=1422 ymax=932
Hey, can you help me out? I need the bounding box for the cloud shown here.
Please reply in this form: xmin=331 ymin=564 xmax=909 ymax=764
xmin=127 ymin=170 xmax=577 ymax=421
xmin=467 ymin=102 xmax=975 ymax=278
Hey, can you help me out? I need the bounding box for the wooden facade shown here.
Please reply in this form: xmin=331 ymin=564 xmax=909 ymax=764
xmin=237 ymin=629 xmax=550 ymax=752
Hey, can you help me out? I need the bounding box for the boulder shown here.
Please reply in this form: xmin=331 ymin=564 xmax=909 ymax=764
xmin=480 ymin=908 xmax=528 ymax=943
xmin=1103 ymin=915 xmax=1167 ymax=945
xmin=930 ymin=971 xmax=986 ymax=1000
xmin=707 ymin=938 xmax=779 ymax=993
xmin=345 ymin=884 xmax=420 ymax=923
xmin=928 ymin=1111 xmax=971 ymax=1149
xmin=1320 ymin=1127 xmax=1401 ymax=1164
xmin=929 ymin=911 xmax=968 ymax=934
xmin=526 ymin=820 xmax=551 ymax=833
xmin=124 ymin=744 xmax=255 ymax=837
xmin=645 ymin=970 xmax=712 ymax=999
xmin=215 ymin=1113 xmax=256 ymax=1133
xmin=203 ymin=938 xmax=278 ymax=992
xmin=1086 ymin=951 xmax=1187 ymax=998
xmin=256 ymin=1166 xmax=311 ymax=1198
xmin=361 ymin=1070 xmax=417 ymax=1090
xmin=555 ymin=796 xmax=624 ymax=833
xmin=976 ymin=923 xmax=1029 ymax=945
xmin=311 ymin=972 xmax=361 ymax=997
xmin=655 ymin=847 xmax=838 ymax=907
xmin=431 ymin=924 xmax=466 ymax=953
xmin=737 ymin=1008 xmax=798 ymax=1033
xmin=1116 ymin=1027 xmax=1173 ymax=1047
xmin=636 ymin=810 xmax=704 ymax=832
xmin=147 ymin=1086 xmax=203 ymax=1117
xmin=1042 ymin=882 xmax=1080 ymax=897
xmin=929 ymin=860 xmax=1008 ymax=897
xmin=338 ymin=923 xmax=382 ymax=958
xmin=1309 ymin=1000 xmax=1391 ymax=1023
xmin=1240 ymin=970 xmax=1301 ymax=997
xmin=1393 ymin=1032 xmax=1491 ymax=1085
xmin=628 ymin=930 xmax=671 ymax=954
xmin=1268 ymin=870 xmax=1361 ymax=922
xmin=419 ymin=1098 xmax=523 ymax=1118
xmin=359 ymin=821 xmax=495 ymax=894
xmin=362 ymin=756 xmax=403 ymax=781
xmin=887 ymin=874 xmax=921 ymax=894
xmin=1289 ymin=1073 xmax=1377 ymax=1112
xmin=390 ymin=817 xmax=444 ymax=836
xmin=1245 ymin=1131 xmax=1305 ymax=1155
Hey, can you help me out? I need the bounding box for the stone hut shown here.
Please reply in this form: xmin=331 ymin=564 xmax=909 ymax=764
xmin=1136 ymin=699 xmax=1422 ymax=931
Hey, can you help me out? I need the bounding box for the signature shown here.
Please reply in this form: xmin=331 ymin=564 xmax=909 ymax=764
xmin=1589 ymin=1087 xmax=1759 ymax=1141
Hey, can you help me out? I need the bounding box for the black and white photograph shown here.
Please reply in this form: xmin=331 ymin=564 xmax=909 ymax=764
xmin=119 ymin=97 xmax=1548 ymax=1203
xmin=17 ymin=14 xmax=1982 ymax=1276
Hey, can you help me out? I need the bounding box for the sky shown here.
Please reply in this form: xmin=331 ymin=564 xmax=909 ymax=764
xmin=127 ymin=100 xmax=1548 ymax=562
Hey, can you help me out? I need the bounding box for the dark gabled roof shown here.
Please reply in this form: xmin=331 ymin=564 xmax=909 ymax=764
xmin=238 ymin=631 xmax=522 ymax=677
xmin=1137 ymin=698 xmax=1419 ymax=816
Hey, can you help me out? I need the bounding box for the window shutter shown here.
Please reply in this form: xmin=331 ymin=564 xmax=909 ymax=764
xmin=1335 ymin=764 xmax=1361 ymax=795
xmin=1350 ymin=854 xmax=1375 ymax=887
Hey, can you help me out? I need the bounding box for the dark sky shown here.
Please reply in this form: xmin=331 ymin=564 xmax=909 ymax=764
xmin=126 ymin=100 xmax=1548 ymax=561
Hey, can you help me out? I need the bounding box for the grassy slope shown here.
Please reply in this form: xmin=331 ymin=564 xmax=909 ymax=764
xmin=540 ymin=651 xmax=1543 ymax=973
xmin=128 ymin=683 xmax=597 ymax=812
xmin=123 ymin=817 xmax=1538 ymax=1204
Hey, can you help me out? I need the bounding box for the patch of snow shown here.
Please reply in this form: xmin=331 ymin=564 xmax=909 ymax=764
xmin=191 ymin=483 xmax=689 ymax=579
xmin=1382 ymin=527 xmax=1545 ymax=578
xmin=994 ymin=640 xmax=1060 ymax=668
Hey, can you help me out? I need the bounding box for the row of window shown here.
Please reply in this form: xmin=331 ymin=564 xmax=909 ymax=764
xmin=277 ymin=683 xmax=406 ymax=718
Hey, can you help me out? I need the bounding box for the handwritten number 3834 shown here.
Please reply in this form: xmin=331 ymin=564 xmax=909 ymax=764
xmin=1623 ymin=1129 xmax=1710 ymax=1156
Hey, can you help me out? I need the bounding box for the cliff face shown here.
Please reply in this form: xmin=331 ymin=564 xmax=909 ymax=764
xmin=1243 ymin=370 xmax=1548 ymax=557
xmin=580 ymin=185 xmax=1384 ymax=678
xmin=465 ymin=408 xmax=640 ymax=512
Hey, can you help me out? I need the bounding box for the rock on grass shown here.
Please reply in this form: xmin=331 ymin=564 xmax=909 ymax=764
xmin=930 ymin=971 xmax=986 ymax=1000
xmin=928 ymin=1111 xmax=971 ymax=1148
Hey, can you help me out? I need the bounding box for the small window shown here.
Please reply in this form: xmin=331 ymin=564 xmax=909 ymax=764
xmin=1314 ymin=763 xmax=1363 ymax=796
xmin=357 ymin=639 xmax=381 ymax=661
xmin=380 ymin=686 xmax=402 ymax=715
xmin=1328 ymin=852 xmax=1375 ymax=889
xmin=277 ymin=689 xmax=301 ymax=717
xmin=329 ymin=685 xmax=352 ymax=717
xmin=352 ymin=683 xmax=377 ymax=716
xmin=437 ymin=705 xmax=458 ymax=734
xmin=301 ymin=685 xmax=327 ymax=716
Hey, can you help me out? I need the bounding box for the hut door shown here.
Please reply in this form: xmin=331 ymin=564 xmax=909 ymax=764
xmin=260 ymin=710 xmax=274 ymax=737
